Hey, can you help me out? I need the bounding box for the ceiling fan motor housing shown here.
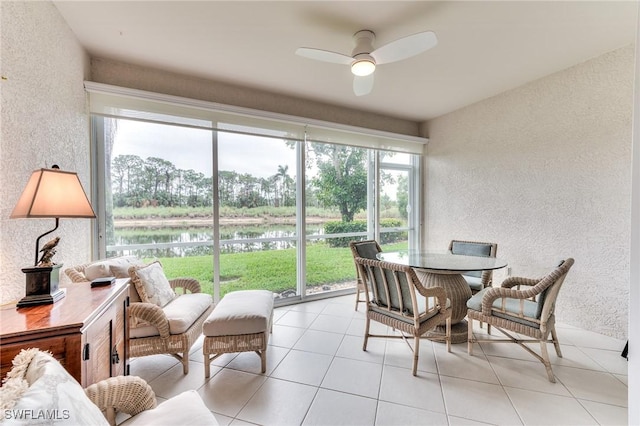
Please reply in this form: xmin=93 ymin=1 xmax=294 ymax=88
xmin=352 ymin=30 xmax=376 ymax=57
xmin=351 ymin=30 xmax=376 ymax=76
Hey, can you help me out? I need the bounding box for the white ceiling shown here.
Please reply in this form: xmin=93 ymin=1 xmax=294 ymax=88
xmin=53 ymin=1 xmax=637 ymax=122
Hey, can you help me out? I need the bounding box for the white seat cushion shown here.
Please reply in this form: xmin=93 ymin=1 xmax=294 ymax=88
xmin=130 ymin=293 xmax=213 ymax=338
xmin=463 ymin=275 xmax=484 ymax=291
xmin=203 ymin=290 xmax=273 ymax=337
xmin=121 ymin=390 xmax=218 ymax=426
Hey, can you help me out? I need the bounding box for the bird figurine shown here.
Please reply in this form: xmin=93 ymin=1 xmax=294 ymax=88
xmin=37 ymin=236 xmax=60 ymax=267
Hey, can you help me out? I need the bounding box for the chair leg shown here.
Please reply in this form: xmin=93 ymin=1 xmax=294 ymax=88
xmin=467 ymin=317 xmax=474 ymax=355
xmin=551 ymin=326 xmax=563 ymax=358
xmin=412 ymin=334 xmax=420 ymax=376
xmin=540 ymin=340 xmax=556 ymax=383
xmin=487 ymin=324 xmax=492 ymax=335
xmin=259 ymin=349 xmax=266 ymax=373
xmin=446 ymin=317 xmax=451 ymax=353
xmin=182 ymin=351 xmax=189 ymax=374
xmin=363 ymin=316 xmax=371 ymax=351
xmin=355 ymin=282 xmax=361 ymax=311
xmin=204 ymin=353 xmax=211 ymax=378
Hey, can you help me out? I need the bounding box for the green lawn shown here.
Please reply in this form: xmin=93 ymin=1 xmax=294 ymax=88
xmin=153 ymin=241 xmax=406 ymax=297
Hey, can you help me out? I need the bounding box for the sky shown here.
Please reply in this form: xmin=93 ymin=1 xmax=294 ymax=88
xmin=112 ymin=119 xmax=298 ymax=179
xmin=111 ymin=118 xmax=410 ymax=197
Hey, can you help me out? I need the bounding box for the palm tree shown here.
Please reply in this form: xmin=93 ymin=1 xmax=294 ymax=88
xmin=276 ymin=165 xmax=290 ymax=207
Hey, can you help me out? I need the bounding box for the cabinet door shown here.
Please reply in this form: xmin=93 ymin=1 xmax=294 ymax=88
xmin=112 ymin=293 xmax=128 ymax=377
xmin=80 ymin=284 xmax=129 ymax=386
xmin=82 ymin=306 xmax=113 ymax=387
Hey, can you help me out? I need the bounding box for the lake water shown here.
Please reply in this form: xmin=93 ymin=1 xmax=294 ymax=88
xmin=110 ymin=224 xmax=327 ymax=257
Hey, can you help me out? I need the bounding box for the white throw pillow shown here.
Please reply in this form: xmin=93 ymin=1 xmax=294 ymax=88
xmin=129 ymin=261 xmax=176 ymax=308
xmin=85 ymin=256 xmax=142 ymax=281
xmin=1 ymin=350 xmax=108 ymax=425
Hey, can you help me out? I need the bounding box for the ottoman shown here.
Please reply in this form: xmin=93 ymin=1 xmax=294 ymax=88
xmin=203 ymin=290 xmax=274 ymax=377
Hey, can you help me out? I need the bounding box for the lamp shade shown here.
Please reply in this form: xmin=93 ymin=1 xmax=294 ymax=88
xmin=10 ymin=168 xmax=96 ymax=219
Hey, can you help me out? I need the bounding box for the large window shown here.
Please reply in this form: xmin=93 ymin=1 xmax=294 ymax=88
xmin=217 ymin=132 xmax=298 ymax=300
xmin=90 ymin=85 xmax=424 ymax=304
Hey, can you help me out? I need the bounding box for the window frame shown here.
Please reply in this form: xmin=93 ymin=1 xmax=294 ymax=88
xmin=88 ymin=85 xmax=425 ymax=304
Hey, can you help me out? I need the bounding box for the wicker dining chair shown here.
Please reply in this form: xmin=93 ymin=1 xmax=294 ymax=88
xmin=466 ymin=258 xmax=574 ymax=382
xmin=449 ymin=240 xmax=498 ymax=294
xmin=349 ymin=240 xmax=383 ymax=311
xmin=353 ymin=255 xmax=451 ymax=376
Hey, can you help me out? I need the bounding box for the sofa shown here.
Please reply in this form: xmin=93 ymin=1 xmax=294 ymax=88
xmin=0 ymin=349 xmax=218 ymax=425
xmin=65 ymin=256 xmax=214 ymax=374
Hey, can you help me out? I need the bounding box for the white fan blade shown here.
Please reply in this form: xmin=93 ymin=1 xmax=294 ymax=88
xmin=353 ymin=73 xmax=374 ymax=96
xmin=371 ymin=31 xmax=437 ymax=65
xmin=295 ymin=47 xmax=353 ymax=65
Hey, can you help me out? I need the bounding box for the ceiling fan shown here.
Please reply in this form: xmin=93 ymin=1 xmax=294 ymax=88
xmin=296 ymin=29 xmax=438 ymax=96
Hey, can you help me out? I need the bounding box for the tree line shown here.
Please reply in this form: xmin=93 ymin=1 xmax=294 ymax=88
xmin=111 ymin=155 xmax=298 ymax=210
xmin=110 ymin=144 xmax=406 ymax=222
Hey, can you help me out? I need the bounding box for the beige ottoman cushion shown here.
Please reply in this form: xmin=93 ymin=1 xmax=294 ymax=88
xmin=203 ymin=290 xmax=273 ymax=337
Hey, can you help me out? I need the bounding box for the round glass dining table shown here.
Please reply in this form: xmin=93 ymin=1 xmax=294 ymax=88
xmin=377 ymin=251 xmax=508 ymax=343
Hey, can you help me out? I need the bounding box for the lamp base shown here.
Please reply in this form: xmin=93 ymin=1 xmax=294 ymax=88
xmin=17 ymin=264 xmax=65 ymax=308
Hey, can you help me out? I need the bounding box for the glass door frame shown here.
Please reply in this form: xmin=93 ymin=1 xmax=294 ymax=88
xmin=91 ymin=115 xmax=422 ymax=305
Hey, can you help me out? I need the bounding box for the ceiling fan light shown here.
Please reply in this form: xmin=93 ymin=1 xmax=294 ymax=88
xmin=351 ymin=59 xmax=376 ymax=76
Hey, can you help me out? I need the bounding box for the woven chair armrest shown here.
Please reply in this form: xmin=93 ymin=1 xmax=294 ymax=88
xmin=85 ymin=376 xmax=156 ymax=426
xmin=501 ymin=276 xmax=539 ymax=289
xmin=481 ymin=286 xmax=541 ymax=316
xmin=169 ymin=277 xmax=201 ymax=294
xmin=413 ymin=283 xmax=449 ymax=313
xmin=129 ymin=303 xmax=170 ymax=338
xmin=65 ymin=265 xmax=89 ymax=283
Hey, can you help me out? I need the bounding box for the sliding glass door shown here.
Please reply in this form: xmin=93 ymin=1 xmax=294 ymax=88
xmin=94 ymin=116 xmax=215 ymax=293
xmin=379 ymin=152 xmax=417 ymax=252
xmin=91 ymin=99 xmax=422 ymax=305
xmin=217 ymin=131 xmax=298 ymax=299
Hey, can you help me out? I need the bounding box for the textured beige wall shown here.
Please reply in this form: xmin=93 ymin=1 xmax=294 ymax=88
xmin=422 ymin=46 xmax=634 ymax=338
xmin=90 ymin=57 xmax=420 ymax=137
xmin=0 ymin=1 xmax=91 ymax=304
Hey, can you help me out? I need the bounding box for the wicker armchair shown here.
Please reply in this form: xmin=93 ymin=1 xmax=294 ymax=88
xmin=85 ymin=375 xmax=218 ymax=426
xmin=353 ymin=256 xmax=451 ymax=376
xmin=349 ymin=240 xmax=382 ymax=311
xmin=66 ymin=258 xmax=213 ymax=375
xmin=449 ymin=240 xmax=498 ymax=294
xmin=466 ymin=258 xmax=574 ymax=382
xmin=84 ymin=375 xmax=156 ymax=425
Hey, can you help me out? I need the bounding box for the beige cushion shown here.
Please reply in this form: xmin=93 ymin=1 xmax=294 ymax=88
xmin=121 ymin=390 xmax=218 ymax=426
xmin=1 ymin=350 xmax=108 ymax=425
xmin=129 ymin=261 xmax=176 ymax=308
xmin=203 ymin=290 xmax=273 ymax=337
xmin=84 ymin=255 xmax=142 ymax=281
xmin=130 ymin=293 xmax=213 ymax=338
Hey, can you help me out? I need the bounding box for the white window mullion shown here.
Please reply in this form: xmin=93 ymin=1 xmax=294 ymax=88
xmin=410 ymin=154 xmax=422 ymax=252
xmin=211 ymin=128 xmax=221 ymax=303
xmin=372 ymin=151 xmax=380 ymax=241
xmin=91 ymin=116 xmax=106 ymax=260
xmin=297 ymin=136 xmax=307 ymax=299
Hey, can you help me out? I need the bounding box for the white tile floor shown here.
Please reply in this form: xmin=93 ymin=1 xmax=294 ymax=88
xmin=128 ymin=294 xmax=628 ymax=426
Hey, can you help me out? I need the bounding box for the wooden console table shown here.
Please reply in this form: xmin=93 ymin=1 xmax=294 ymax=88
xmin=0 ymin=279 xmax=129 ymax=387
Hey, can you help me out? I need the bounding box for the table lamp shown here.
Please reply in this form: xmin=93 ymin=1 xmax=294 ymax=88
xmin=10 ymin=165 xmax=96 ymax=308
